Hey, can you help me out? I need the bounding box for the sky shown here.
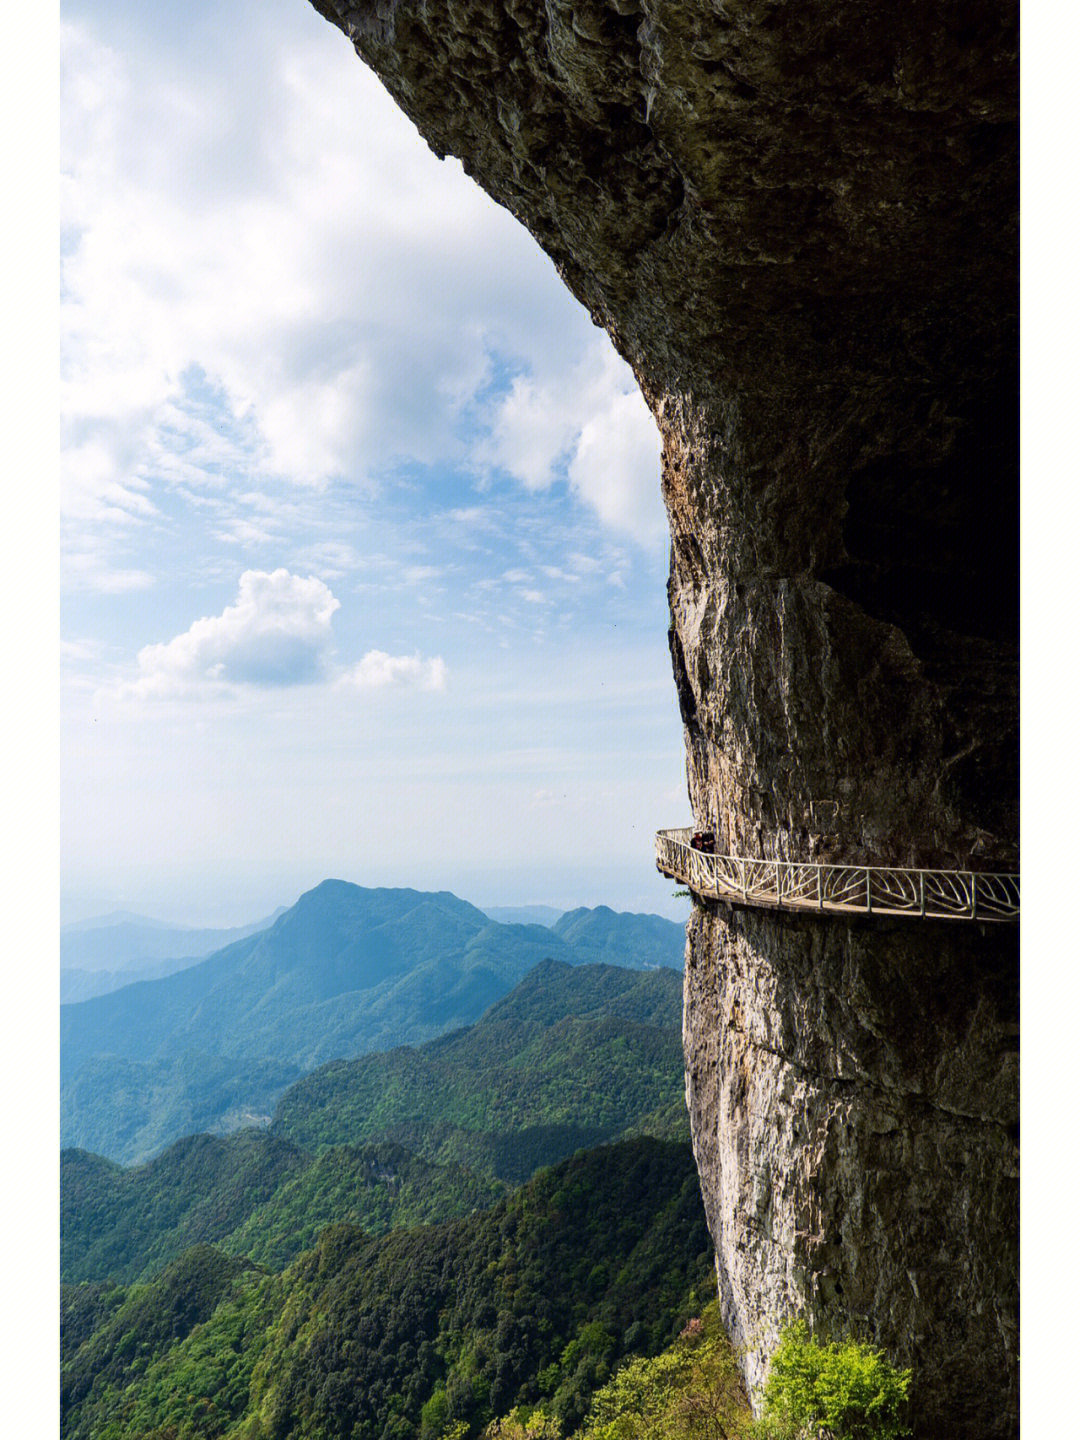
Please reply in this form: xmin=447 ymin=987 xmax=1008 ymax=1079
xmin=59 ymin=0 xmax=693 ymax=926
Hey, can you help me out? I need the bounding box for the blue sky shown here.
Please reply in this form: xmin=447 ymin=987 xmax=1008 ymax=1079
xmin=59 ymin=0 xmax=692 ymax=925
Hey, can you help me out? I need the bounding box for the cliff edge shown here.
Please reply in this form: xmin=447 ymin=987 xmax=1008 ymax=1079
xmin=307 ymin=2 xmax=1019 ymax=1433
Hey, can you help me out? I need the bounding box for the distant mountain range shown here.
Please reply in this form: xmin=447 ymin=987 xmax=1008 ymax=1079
xmin=60 ymin=908 xmax=288 ymax=1003
xmin=479 ymin=904 xmax=562 ymax=927
xmin=61 ymin=882 xmax=685 ymax=1164
xmin=551 ymin=905 xmax=692 ymax=969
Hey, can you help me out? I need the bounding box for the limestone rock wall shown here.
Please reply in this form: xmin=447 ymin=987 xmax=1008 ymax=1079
xmin=684 ymin=903 xmax=1018 ymax=1435
xmin=307 ymin=2 xmax=1019 ymax=1433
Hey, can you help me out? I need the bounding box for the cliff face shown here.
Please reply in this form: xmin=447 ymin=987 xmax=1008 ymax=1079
xmin=684 ymin=909 xmax=1018 ymax=1433
xmin=308 ymin=2 xmax=1019 ymax=1432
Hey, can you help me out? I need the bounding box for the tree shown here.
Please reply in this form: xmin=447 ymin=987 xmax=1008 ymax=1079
xmin=576 ymin=1305 xmax=748 ymax=1440
xmin=760 ymin=1322 xmax=911 ymax=1440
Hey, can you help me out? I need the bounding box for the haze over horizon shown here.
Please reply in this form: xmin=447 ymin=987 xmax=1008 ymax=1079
xmin=61 ymin=0 xmax=692 ymax=927
xmin=61 ymin=878 xmax=691 ymax=933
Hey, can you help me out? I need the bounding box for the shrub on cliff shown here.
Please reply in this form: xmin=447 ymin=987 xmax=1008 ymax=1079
xmin=760 ymin=1322 xmax=911 ymax=1440
xmin=572 ymin=1303 xmax=749 ymax=1439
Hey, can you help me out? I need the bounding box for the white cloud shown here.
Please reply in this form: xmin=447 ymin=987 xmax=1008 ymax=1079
xmin=125 ymin=569 xmax=340 ymax=698
xmin=62 ymin=549 xmax=156 ymax=594
xmin=61 ymin=439 xmax=158 ymax=525
xmin=59 ymin=9 xmax=597 ymax=518
xmin=212 ymin=515 xmax=284 ymax=548
xmin=568 ymin=389 xmax=667 ymax=545
xmin=338 ymin=651 xmax=447 ymax=692
xmin=114 ymin=568 xmax=447 ymax=701
xmin=486 ymin=344 xmax=664 ymax=546
xmin=60 ymin=638 xmax=105 ymax=664
xmin=60 ymin=3 xmax=668 ymax=571
xmin=292 ymin=540 xmax=363 ymax=579
xmin=568 ymin=552 xmax=604 ymax=574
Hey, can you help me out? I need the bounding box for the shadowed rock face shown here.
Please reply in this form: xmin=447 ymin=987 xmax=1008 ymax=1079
xmin=307 ymin=2 xmax=1018 ymax=1432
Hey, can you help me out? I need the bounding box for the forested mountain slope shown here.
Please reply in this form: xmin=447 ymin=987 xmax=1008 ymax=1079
xmin=62 ymin=1134 xmax=504 ymax=1284
xmin=272 ymin=959 xmax=686 ymax=1176
xmin=62 ymin=960 xmax=686 ymax=1283
xmin=60 ymin=1052 xmax=304 ymax=1168
xmin=61 ymin=1138 xmax=714 ymax=1440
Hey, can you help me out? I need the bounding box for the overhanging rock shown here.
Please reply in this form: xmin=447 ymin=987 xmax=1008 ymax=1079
xmin=305 ymin=3 xmax=1019 ymax=1433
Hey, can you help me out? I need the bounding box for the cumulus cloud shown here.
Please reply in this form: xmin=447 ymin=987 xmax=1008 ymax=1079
xmin=486 ymin=344 xmax=665 ymax=546
xmin=338 ymin=652 xmax=447 ymax=692
xmin=60 ymin=1 xmax=668 ymax=575
xmin=126 ymin=569 xmax=340 ymax=698
xmin=117 ymin=568 xmax=447 ymax=700
xmin=568 ymin=388 xmax=666 ymax=544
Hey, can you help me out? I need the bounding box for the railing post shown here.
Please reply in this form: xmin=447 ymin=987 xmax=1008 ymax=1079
xmin=866 ymin=868 xmax=872 ymax=913
xmin=775 ymin=859 xmax=781 ymax=904
xmin=970 ymin=873 xmax=977 ymax=920
xmin=817 ymin=867 xmax=823 ymax=910
xmin=919 ymin=871 xmax=925 ymax=917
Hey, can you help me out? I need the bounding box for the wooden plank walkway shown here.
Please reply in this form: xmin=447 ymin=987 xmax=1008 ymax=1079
xmin=656 ymin=829 xmax=1019 ymax=922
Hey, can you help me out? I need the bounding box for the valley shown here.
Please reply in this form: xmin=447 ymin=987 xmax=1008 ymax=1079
xmin=60 ymin=887 xmax=709 ymax=1440
xmin=62 ymin=955 xmax=686 ymax=1283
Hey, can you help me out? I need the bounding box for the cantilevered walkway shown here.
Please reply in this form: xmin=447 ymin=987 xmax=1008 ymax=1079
xmin=655 ymin=828 xmax=1020 ymax=921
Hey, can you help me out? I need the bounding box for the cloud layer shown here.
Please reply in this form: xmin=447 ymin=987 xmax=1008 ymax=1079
xmin=488 ymin=346 xmax=665 ymax=544
xmin=60 ymin=0 xmax=666 ymax=594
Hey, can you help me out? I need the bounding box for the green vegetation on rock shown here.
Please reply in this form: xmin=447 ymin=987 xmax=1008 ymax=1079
xmin=571 ymin=1303 xmax=748 ymax=1440
xmin=760 ymin=1323 xmax=911 ymax=1440
xmin=486 ymin=1308 xmax=913 ymax=1440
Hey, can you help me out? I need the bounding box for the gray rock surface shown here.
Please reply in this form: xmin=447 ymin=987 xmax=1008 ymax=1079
xmin=684 ymin=904 xmax=1018 ymax=1435
xmin=306 ymin=2 xmax=1018 ymax=1432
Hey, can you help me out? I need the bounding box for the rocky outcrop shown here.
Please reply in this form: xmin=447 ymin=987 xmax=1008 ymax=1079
xmin=307 ymin=2 xmax=1018 ymax=1433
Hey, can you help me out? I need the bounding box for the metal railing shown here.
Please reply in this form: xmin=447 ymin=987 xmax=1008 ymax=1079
xmin=656 ymin=828 xmax=1019 ymax=922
